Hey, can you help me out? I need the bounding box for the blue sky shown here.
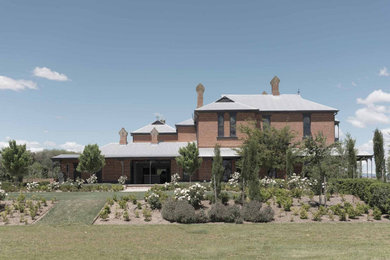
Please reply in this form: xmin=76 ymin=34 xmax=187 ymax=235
xmin=0 ymin=0 xmax=390 ymax=154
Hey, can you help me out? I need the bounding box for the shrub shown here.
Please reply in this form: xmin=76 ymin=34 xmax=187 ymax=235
xmin=241 ymin=201 xmax=274 ymax=223
xmin=312 ymin=210 xmax=322 ymax=221
xmin=122 ymin=210 xmax=130 ymax=221
xmin=118 ymin=175 xmax=127 ymax=185
xmin=0 ymin=184 xmax=6 ymax=201
xmin=29 ymin=207 xmax=37 ymax=220
xmin=161 ymin=199 xmax=199 ymax=223
xmin=373 ymin=207 xmax=382 ymax=220
xmin=173 ymin=200 xmax=197 ymax=224
xmin=366 ymin=183 xmax=390 ymax=214
xmin=143 ymin=208 xmax=152 ymax=222
xmin=219 ymin=191 xmax=229 ymax=205
xmin=161 ymin=199 xmax=176 ymax=222
xmin=282 ymin=197 xmax=293 ymax=211
xmin=196 ymin=210 xmax=209 ymax=223
xmin=290 ymin=188 xmax=303 ymax=199
xmin=208 ymin=203 xmax=240 ymax=223
xmin=338 ymin=209 xmax=347 ymax=221
xmin=347 ymin=207 xmax=358 ymax=219
xmin=1 ymin=212 xmax=9 ymax=224
xmin=300 ymin=208 xmax=308 ymax=219
xmin=118 ymin=200 xmax=127 ymax=209
xmin=145 ymin=192 xmax=162 ymax=210
xmin=86 ymin=174 xmax=98 ymax=184
xmin=331 ymin=178 xmax=377 ymax=202
xmin=174 ymin=183 xmax=206 ymax=208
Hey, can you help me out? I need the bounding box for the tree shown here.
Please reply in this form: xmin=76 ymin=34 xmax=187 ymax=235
xmin=345 ymin=133 xmax=357 ymax=178
xmin=76 ymin=144 xmax=105 ymax=178
xmin=302 ymin=133 xmax=336 ymax=205
xmin=176 ymin=142 xmax=202 ymax=183
xmin=0 ymin=140 xmax=32 ymax=183
xmin=211 ymin=144 xmax=224 ymax=202
xmin=373 ymin=129 xmax=385 ymax=181
xmin=238 ymin=127 xmax=261 ymax=202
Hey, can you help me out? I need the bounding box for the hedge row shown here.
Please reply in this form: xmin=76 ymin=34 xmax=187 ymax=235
xmin=331 ymin=179 xmax=390 ymax=213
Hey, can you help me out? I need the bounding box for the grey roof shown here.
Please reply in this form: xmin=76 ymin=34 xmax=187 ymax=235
xmin=131 ymin=122 xmax=176 ymax=134
xmin=199 ymin=147 xmax=239 ymax=157
xmin=52 ymin=154 xmax=80 ymax=159
xmin=53 ymin=142 xmax=189 ymax=159
xmin=100 ymin=142 xmax=188 ymax=158
xmin=196 ymin=94 xmax=338 ymax=112
xmin=176 ymin=118 xmax=195 ymax=126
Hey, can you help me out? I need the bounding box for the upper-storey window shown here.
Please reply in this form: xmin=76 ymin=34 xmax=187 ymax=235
xmin=230 ymin=113 xmax=236 ymax=137
xmin=303 ymin=114 xmax=311 ymax=138
xmin=262 ymin=115 xmax=271 ymax=130
xmin=218 ymin=113 xmax=224 ymax=137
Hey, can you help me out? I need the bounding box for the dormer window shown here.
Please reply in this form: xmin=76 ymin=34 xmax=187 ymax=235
xmin=218 ymin=113 xmax=224 ymax=137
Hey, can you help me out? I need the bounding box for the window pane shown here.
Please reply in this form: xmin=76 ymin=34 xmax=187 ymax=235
xmin=263 ymin=115 xmax=270 ymax=130
xmin=303 ymin=114 xmax=311 ymax=137
xmin=218 ymin=113 xmax=224 ymax=137
xmin=230 ymin=113 xmax=236 ymax=136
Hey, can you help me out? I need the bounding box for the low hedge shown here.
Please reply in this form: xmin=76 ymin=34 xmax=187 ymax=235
xmin=331 ymin=178 xmax=390 ymax=214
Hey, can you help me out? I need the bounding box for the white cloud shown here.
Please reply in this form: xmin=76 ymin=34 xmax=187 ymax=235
xmin=348 ymin=90 xmax=390 ymax=128
xmin=357 ymin=89 xmax=390 ymax=105
xmin=0 ymin=76 xmax=37 ymax=91
xmin=59 ymin=142 xmax=84 ymax=153
xmin=351 ymin=81 xmax=357 ymax=87
xmin=0 ymin=138 xmax=83 ymax=153
xmin=379 ymin=67 xmax=390 ymax=77
xmin=33 ymin=67 xmax=69 ymax=81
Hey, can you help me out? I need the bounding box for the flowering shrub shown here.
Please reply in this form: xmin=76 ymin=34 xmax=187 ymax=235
xmin=75 ymin=178 xmax=85 ymax=189
xmin=48 ymin=182 xmax=60 ymax=191
xmin=26 ymin=182 xmax=39 ymax=191
xmin=260 ymin=177 xmax=283 ymax=188
xmin=228 ymin=172 xmax=240 ymax=188
xmin=145 ymin=192 xmax=162 ymax=210
xmin=174 ymin=183 xmax=206 ymax=208
xmin=86 ymin=174 xmax=98 ymax=184
xmin=0 ymin=182 xmax=6 ymax=201
xmin=118 ymin=175 xmax=127 ymax=185
xmin=162 ymin=173 xmax=181 ymax=190
xmin=287 ymin=173 xmax=316 ymax=191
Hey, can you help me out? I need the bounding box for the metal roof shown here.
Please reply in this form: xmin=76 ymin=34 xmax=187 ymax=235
xmin=131 ymin=122 xmax=176 ymax=134
xmin=198 ymin=147 xmax=239 ymax=157
xmin=176 ymin=118 xmax=195 ymax=126
xmin=196 ymin=94 xmax=338 ymax=112
xmin=52 ymin=154 xmax=80 ymax=159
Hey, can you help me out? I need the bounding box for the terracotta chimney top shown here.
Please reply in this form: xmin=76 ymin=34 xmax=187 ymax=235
xmin=151 ymin=127 xmax=159 ymax=144
xmin=196 ymin=83 xmax=205 ymax=108
xmin=262 ymin=91 xmax=268 ymax=95
xmin=270 ymin=76 xmax=280 ymax=96
xmin=119 ymin=128 xmax=128 ymax=145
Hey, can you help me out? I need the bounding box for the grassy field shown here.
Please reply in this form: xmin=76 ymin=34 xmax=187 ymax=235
xmin=1 ymin=223 xmax=390 ymax=259
xmin=6 ymin=191 xmax=146 ymax=225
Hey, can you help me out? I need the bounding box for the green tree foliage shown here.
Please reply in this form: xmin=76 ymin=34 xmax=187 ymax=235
xmin=76 ymin=144 xmax=105 ymax=176
xmin=302 ymin=133 xmax=336 ymax=205
xmin=373 ymin=129 xmax=385 ymax=181
xmin=28 ymin=149 xmax=74 ymax=179
xmin=0 ymin=140 xmax=32 ymax=183
xmin=345 ymin=133 xmax=357 ymax=178
xmin=176 ymin=142 xmax=202 ymax=182
xmin=211 ymin=144 xmax=224 ymax=202
xmin=238 ymin=126 xmax=261 ymax=202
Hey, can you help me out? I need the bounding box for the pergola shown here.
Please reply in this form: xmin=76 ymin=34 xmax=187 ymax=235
xmin=356 ymin=152 xmax=374 ymax=178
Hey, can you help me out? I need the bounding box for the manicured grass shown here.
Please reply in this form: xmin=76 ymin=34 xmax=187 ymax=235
xmin=1 ymin=223 xmax=390 ymax=259
xmin=6 ymin=191 xmax=147 ymax=225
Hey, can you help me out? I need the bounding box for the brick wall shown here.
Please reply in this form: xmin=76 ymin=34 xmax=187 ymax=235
xmin=102 ymin=158 xmax=131 ymax=182
xmin=132 ymin=134 xmax=151 ymax=142
xmin=177 ymin=126 xmax=196 ymax=142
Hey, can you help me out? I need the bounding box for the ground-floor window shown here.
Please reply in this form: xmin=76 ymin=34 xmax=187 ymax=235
xmin=222 ymin=159 xmax=233 ymax=182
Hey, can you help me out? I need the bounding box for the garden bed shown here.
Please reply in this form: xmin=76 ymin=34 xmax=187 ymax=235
xmin=0 ymin=195 xmax=55 ymax=226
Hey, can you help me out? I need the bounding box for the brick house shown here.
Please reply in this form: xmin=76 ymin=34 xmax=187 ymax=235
xmin=53 ymin=76 xmax=339 ymax=184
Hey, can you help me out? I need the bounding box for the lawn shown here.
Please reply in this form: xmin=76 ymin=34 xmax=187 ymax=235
xmin=1 ymin=223 xmax=390 ymax=259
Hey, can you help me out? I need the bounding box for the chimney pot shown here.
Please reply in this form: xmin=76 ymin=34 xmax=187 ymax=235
xmin=196 ymin=83 xmax=205 ymax=108
xmin=119 ymin=128 xmax=128 ymax=145
xmin=270 ymin=76 xmax=280 ymax=96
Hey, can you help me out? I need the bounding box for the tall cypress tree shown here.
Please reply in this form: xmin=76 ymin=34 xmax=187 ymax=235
xmin=373 ymin=129 xmax=385 ymax=181
xmin=211 ymin=144 xmax=224 ymax=202
xmin=345 ymin=133 xmax=357 ymax=178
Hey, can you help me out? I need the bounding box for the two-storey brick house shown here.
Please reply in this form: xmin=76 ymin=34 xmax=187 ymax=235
xmin=53 ymin=76 xmax=339 ymax=183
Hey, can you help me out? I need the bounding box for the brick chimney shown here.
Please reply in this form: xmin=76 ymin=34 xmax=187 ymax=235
xmin=270 ymin=76 xmax=280 ymax=96
xmin=151 ymin=127 xmax=158 ymax=144
xmin=119 ymin=128 xmax=128 ymax=145
xmin=196 ymin=83 xmax=205 ymax=108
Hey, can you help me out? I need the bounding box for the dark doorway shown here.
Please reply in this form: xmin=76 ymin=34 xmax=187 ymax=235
xmin=222 ymin=159 xmax=233 ymax=182
xmin=131 ymin=160 xmax=171 ymax=184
